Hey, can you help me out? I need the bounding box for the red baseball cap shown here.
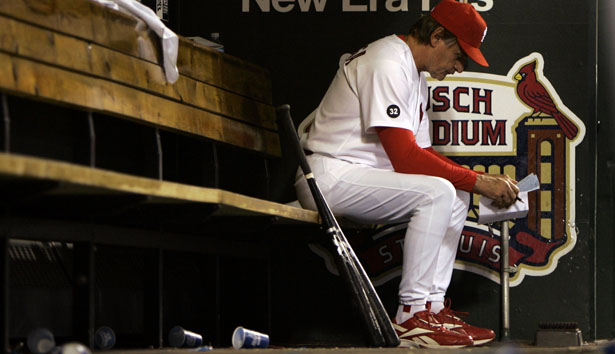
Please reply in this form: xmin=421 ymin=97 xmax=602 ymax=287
xmin=431 ymin=0 xmax=489 ymax=67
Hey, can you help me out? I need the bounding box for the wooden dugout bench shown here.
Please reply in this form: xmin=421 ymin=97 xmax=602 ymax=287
xmin=0 ymin=0 xmax=319 ymax=350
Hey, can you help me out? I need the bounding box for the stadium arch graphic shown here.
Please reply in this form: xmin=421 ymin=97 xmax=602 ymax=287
xmin=309 ymin=52 xmax=586 ymax=287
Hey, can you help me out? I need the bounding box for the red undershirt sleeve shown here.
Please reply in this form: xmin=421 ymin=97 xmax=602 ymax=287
xmin=424 ymin=146 xmax=485 ymax=175
xmin=376 ymin=126 xmax=478 ymax=192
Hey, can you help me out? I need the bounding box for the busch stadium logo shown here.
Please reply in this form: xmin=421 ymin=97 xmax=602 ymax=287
xmin=310 ymin=53 xmax=585 ymax=287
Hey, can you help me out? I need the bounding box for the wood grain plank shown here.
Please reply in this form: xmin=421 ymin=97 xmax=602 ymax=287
xmin=0 ymin=153 xmax=319 ymax=224
xmin=0 ymin=52 xmax=280 ymax=156
xmin=0 ymin=0 xmax=160 ymax=61
xmin=177 ymin=39 xmax=273 ymax=104
xmin=0 ymin=15 xmax=276 ymax=130
xmin=0 ymin=0 xmax=273 ymax=103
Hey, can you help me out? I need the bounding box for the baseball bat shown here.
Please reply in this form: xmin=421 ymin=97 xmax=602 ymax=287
xmin=276 ymin=104 xmax=400 ymax=347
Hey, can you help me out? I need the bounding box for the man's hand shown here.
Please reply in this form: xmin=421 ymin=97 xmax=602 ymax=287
xmin=473 ymin=173 xmax=520 ymax=208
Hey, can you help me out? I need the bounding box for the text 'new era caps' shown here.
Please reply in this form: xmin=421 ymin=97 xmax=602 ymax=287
xmin=431 ymin=0 xmax=489 ymax=67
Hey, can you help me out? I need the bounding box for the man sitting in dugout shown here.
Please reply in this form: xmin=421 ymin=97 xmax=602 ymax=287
xmin=295 ymin=0 xmax=519 ymax=348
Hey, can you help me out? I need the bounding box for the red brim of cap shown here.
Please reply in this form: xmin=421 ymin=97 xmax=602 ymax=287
xmin=458 ymin=38 xmax=489 ymax=67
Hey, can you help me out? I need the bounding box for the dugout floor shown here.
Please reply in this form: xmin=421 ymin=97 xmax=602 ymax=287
xmin=103 ymin=340 xmax=615 ymax=354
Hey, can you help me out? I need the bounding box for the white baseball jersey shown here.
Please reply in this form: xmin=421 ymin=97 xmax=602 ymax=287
xmin=296 ymin=35 xmax=471 ymax=310
xmin=303 ymin=34 xmax=431 ymax=170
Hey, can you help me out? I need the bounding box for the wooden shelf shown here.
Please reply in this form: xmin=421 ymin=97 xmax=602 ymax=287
xmin=0 ymin=153 xmax=319 ymax=224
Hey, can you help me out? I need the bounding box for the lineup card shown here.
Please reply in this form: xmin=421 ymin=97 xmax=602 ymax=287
xmin=477 ymin=173 xmax=539 ymax=224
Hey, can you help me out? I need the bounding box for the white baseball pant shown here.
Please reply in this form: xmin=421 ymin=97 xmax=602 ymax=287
xmin=294 ymin=154 xmax=470 ymax=306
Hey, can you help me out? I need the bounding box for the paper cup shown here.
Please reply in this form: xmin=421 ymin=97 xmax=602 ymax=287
xmin=60 ymin=342 xmax=92 ymax=354
xmin=27 ymin=328 xmax=56 ymax=354
xmin=168 ymin=326 xmax=203 ymax=348
xmin=94 ymin=326 xmax=116 ymax=350
xmin=232 ymin=326 xmax=269 ymax=349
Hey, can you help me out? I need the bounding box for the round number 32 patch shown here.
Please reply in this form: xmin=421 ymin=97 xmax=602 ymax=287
xmin=387 ymin=104 xmax=401 ymax=118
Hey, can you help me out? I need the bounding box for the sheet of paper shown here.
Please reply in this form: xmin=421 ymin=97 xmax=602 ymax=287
xmin=517 ymin=173 xmax=539 ymax=192
xmin=478 ymin=191 xmax=529 ymax=224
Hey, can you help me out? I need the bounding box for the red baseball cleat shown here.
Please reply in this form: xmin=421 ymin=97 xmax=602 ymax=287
xmin=433 ymin=299 xmax=496 ymax=346
xmin=392 ymin=307 xmax=474 ymax=348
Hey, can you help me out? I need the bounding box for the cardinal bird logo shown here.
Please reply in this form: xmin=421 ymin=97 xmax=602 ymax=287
xmin=515 ymin=61 xmax=579 ymax=139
